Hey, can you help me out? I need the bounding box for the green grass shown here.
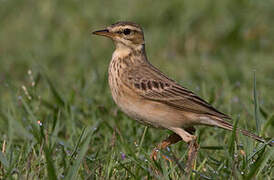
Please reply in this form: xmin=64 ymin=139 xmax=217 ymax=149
xmin=0 ymin=0 xmax=274 ymax=179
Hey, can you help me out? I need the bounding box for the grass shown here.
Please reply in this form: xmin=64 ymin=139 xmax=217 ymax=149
xmin=0 ymin=0 xmax=274 ymax=179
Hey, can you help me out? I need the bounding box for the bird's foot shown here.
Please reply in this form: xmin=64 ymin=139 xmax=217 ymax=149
xmin=150 ymin=133 xmax=181 ymax=161
xmin=185 ymin=137 xmax=199 ymax=173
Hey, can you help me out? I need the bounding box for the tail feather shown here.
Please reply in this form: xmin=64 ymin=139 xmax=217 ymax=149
xmin=211 ymin=118 xmax=273 ymax=146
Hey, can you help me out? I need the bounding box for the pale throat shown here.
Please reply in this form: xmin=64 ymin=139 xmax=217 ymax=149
xmin=112 ymin=42 xmax=145 ymax=60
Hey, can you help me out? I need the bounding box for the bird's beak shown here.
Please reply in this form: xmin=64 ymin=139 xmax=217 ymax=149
xmin=92 ymin=29 xmax=113 ymax=37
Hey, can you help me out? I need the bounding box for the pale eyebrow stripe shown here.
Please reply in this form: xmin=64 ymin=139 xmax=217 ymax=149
xmin=111 ymin=26 xmax=142 ymax=34
xmin=123 ymin=26 xmax=141 ymax=32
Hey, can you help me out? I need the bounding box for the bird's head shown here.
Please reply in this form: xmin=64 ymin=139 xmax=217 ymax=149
xmin=93 ymin=22 xmax=145 ymax=50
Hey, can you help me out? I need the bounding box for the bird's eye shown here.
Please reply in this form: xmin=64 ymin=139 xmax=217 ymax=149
xmin=123 ymin=28 xmax=131 ymax=35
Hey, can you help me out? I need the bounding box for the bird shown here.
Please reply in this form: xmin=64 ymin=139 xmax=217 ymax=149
xmin=92 ymin=21 xmax=272 ymax=170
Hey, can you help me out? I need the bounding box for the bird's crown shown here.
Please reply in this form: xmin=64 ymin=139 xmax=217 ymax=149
xmin=93 ymin=21 xmax=145 ymax=48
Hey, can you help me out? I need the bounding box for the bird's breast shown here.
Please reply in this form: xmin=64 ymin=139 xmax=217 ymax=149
xmin=108 ymin=56 xmax=130 ymax=104
xmin=108 ymin=59 xmax=121 ymax=104
xmin=108 ymin=59 xmax=191 ymax=129
xmin=108 ymin=57 xmax=150 ymax=125
xmin=108 ymin=55 xmax=198 ymax=129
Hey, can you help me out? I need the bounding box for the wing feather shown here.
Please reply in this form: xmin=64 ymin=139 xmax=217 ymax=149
xmin=122 ymin=64 xmax=230 ymax=119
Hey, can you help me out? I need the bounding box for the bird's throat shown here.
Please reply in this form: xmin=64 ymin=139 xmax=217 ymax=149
xmin=112 ymin=44 xmax=146 ymax=61
xmin=112 ymin=46 xmax=132 ymax=60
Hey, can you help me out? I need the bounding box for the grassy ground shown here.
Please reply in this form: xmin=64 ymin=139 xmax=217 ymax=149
xmin=0 ymin=0 xmax=274 ymax=179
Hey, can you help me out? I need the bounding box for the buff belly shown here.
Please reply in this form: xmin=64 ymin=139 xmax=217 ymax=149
xmin=115 ymin=93 xmax=195 ymax=129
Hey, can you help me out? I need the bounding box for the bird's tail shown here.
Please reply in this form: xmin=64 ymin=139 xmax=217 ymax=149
xmin=211 ymin=117 xmax=273 ymax=146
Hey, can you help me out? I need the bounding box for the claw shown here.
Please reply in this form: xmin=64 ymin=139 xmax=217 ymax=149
xmin=150 ymin=133 xmax=181 ymax=161
xmin=150 ymin=148 xmax=159 ymax=160
xmin=151 ymin=148 xmax=172 ymax=161
xmin=186 ymin=138 xmax=199 ymax=172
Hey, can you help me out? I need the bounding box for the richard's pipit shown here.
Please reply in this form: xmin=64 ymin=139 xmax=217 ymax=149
xmin=93 ymin=22 xmax=272 ymax=169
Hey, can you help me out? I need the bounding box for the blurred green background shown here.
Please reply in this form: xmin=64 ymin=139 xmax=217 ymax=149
xmin=0 ymin=0 xmax=273 ymax=179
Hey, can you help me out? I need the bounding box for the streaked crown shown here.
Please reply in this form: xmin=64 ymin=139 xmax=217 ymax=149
xmin=93 ymin=21 xmax=145 ymax=48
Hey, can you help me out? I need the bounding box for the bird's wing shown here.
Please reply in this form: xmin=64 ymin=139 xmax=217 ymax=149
xmin=122 ymin=64 xmax=230 ymax=119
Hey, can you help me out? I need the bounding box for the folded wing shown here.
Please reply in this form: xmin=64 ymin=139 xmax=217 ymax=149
xmin=122 ymin=64 xmax=230 ymax=119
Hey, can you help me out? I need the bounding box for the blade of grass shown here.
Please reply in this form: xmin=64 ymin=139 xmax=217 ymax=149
xmin=36 ymin=115 xmax=57 ymax=180
xmin=44 ymin=75 xmax=65 ymax=107
xmin=127 ymin=156 xmax=157 ymax=176
xmin=253 ymin=71 xmax=260 ymax=134
xmin=117 ymin=161 xmax=136 ymax=179
xmin=69 ymin=127 xmax=86 ymax=161
xmin=229 ymin=117 xmax=239 ymax=156
xmin=261 ymin=114 xmax=274 ymax=135
xmin=64 ymin=127 xmax=95 ymax=180
xmin=137 ymin=126 xmax=147 ymax=156
xmin=21 ymin=98 xmax=41 ymax=142
xmin=200 ymin=145 xmax=243 ymax=150
xmin=0 ymin=151 xmax=9 ymax=169
xmin=259 ymin=106 xmax=268 ymax=120
xmin=247 ymin=139 xmax=272 ymax=161
xmin=245 ymin=147 xmax=273 ymax=179
xmin=6 ymin=108 xmax=33 ymax=141
xmin=44 ymin=144 xmax=58 ymax=180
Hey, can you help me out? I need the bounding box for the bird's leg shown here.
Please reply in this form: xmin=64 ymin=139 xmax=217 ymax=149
xmin=151 ymin=133 xmax=182 ymax=160
xmin=151 ymin=127 xmax=199 ymax=173
xmin=168 ymin=127 xmax=199 ymax=172
xmin=186 ymin=136 xmax=199 ymax=173
xmin=184 ymin=127 xmax=199 ymax=172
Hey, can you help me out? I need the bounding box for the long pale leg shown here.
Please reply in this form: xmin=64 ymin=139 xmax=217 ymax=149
xmin=186 ymin=137 xmax=198 ymax=172
xmin=169 ymin=127 xmax=199 ymax=172
xmin=151 ymin=133 xmax=182 ymax=160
